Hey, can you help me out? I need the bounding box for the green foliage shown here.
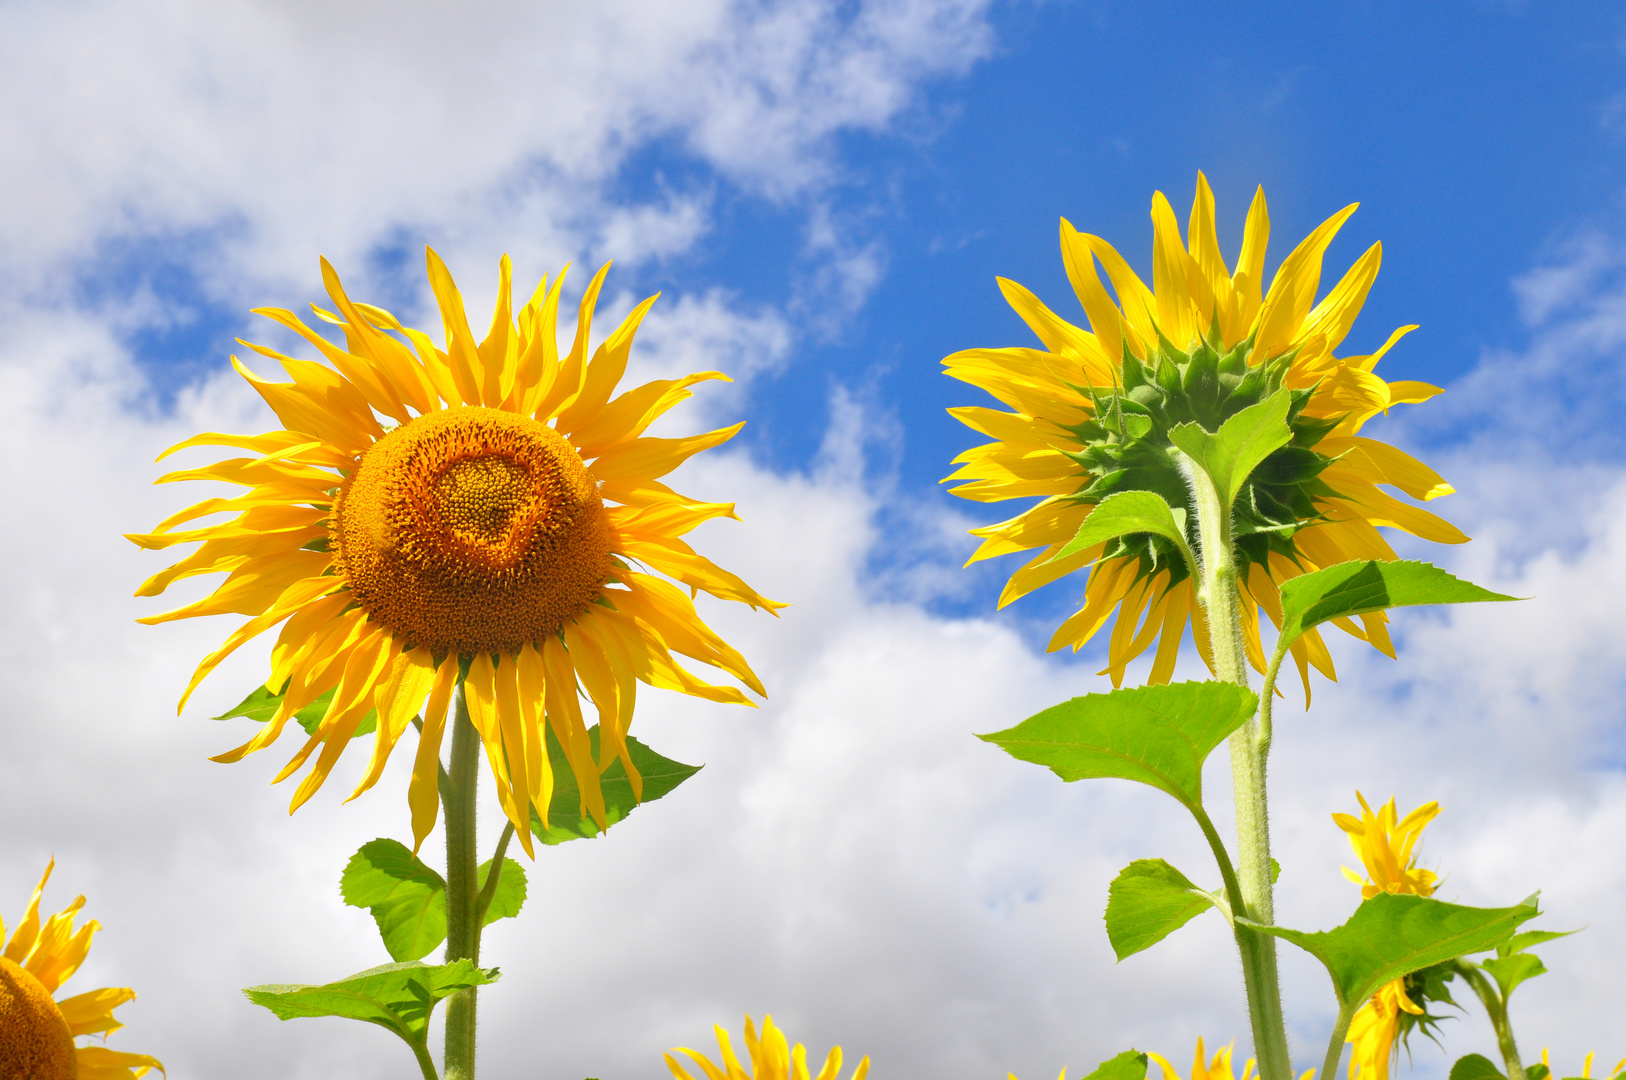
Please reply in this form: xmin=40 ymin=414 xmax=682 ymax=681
xmin=1104 ymin=859 xmax=1224 ymax=960
xmin=1167 ymin=389 xmax=1294 ymax=509
xmin=531 ymin=725 xmax=702 ymax=845
xmin=244 ymin=959 xmax=497 ymax=1058
xmin=341 ymin=839 xmax=526 ymax=962
xmin=1053 ymin=490 xmax=1193 ymax=572
xmin=1395 ymin=960 xmax=1462 ymax=1053
xmin=1275 ymin=560 xmax=1518 ymax=649
xmin=1248 ymin=892 xmax=1540 ymax=1009
xmin=215 ymin=681 xmax=375 ymax=738
xmin=1080 ymin=1051 xmax=1150 ymax=1080
xmin=979 ymin=681 xmax=1258 ymax=818
xmin=1450 ymin=1055 xmax=1507 ymax=1080
xmin=1481 ymin=926 xmax=1576 ymax=1000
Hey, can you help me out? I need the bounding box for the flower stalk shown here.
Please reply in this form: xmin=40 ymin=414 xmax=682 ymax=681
xmin=1454 ymin=960 xmax=1527 ymax=1080
xmin=1182 ymin=451 xmax=1292 ymax=1080
xmin=443 ymin=686 xmax=480 ymax=1080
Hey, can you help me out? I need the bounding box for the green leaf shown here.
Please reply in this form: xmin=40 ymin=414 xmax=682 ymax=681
xmin=1104 ymin=859 xmax=1224 ymax=960
xmin=1501 ymin=928 xmax=1577 ymax=954
xmin=244 ymin=959 xmax=497 ymax=1048
xmin=1276 ymin=560 xmax=1518 ymax=649
xmin=214 ymin=682 xmax=375 ymax=738
xmin=1449 ymin=1055 xmax=1506 ymax=1080
xmin=1081 ymin=1051 xmax=1150 ymax=1080
xmin=531 ymin=725 xmax=702 ymax=845
xmin=1248 ymin=892 xmax=1539 ymax=1008
xmin=979 ymin=681 xmax=1258 ymax=817
xmin=1053 ymin=490 xmax=1191 ymax=564
xmin=1168 ymin=389 xmax=1293 ymax=506
xmin=340 ymin=840 xmax=447 ymax=962
xmin=1268 ymin=858 xmax=1281 ymax=884
xmin=1481 ymin=952 xmax=1547 ymax=1000
xmin=1525 ymin=1067 xmax=1550 ymax=1080
xmin=341 ymin=841 xmax=527 ymax=962
xmin=475 ymin=856 xmax=527 ymax=925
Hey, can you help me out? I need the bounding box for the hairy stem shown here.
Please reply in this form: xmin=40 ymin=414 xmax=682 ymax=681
xmin=443 ymin=686 xmax=480 ymax=1080
xmin=412 ymin=1037 xmax=442 ymax=1080
xmin=1183 ymin=452 xmax=1292 ymax=1080
xmin=1455 ymin=961 xmax=1526 ymax=1080
xmin=1320 ymin=1002 xmax=1356 ymax=1080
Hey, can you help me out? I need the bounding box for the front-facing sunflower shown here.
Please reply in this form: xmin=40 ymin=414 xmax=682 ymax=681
xmin=945 ymin=173 xmax=1466 ymax=695
xmin=132 ymin=250 xmax=782 ymax=855
xmin=1 ymin=860 xmax=163 ymax=1080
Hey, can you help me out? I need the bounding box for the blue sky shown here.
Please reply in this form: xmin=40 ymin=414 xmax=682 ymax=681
xmin=4 ymin=3 xmax=1626 ymax=1078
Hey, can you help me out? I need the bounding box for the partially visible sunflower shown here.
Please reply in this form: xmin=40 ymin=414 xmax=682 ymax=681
xmin=1149 ymin=1037 xmax=1258 ymax=1080
xmin=132 ymin=250 xmax=782 ymax=855
xmin=1334 ymin=794 xmax=1439 ymax=1080
xmin=666 ymin=1014 xmax=870 ymax=1080
xmin=1 ymin=861 xmax=163 ymax=1080
xmin=944 ymin=173 xmax=1465 ymax=696
xmin=1543 ymin=1050 xmax=1626 ymax=1080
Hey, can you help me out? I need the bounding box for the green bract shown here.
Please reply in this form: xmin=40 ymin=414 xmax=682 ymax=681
xmin=1062 ymin=330 xmax=1338 ymax=584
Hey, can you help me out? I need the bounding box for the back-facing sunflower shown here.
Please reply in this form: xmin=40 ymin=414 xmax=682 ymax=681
xmin=131 ymin=249 xmax=782 ymax=856
xmin=944 ymin=173 xmax=1465 ymax=697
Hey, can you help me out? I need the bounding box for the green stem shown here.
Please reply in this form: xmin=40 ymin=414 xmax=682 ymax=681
xmin=443 ymin=686 xmax=480 ymax=1080
xmin=412 ymin=1038 xmax=442 ymax=1080
xmin=1455 ymin=961 xmax=1526 ymax=1080
xmin=1320 ymin=1002 xmax=1356 ymax=1080
xmin=473 ymin=822 xmax=516 ymax=945
xmin=1182 ymin=452 xmax=1292 ymax=1080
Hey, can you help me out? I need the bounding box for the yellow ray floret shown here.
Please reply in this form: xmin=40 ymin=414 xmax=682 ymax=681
xmin=945 ymin=173 xmax=1464 ymax=699
xmin=1542 ymin=1050 xmax=1626 ymax=1080
xmin=1148 ymin=1037 xmax=1315 ymax=1080
xmin=133 ymin=249 xmax=784 ymax=856
xmin=1 ymin=860 xmax=164 ymax=1080
xmin=666 ymin=1014 xmax=869 ymax=1080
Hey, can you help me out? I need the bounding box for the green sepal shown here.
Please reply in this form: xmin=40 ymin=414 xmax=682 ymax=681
xmin=1082 ymin=1051 xmax=1151 ymax=1080
xmin=979 ymin=681 xmax=1258 ymax=818
xmin=244 ymin=959 xmax=497 ymax=1052
xmin=1167 ymin=389 xmax=1294 ymax=508
xmin=1450 ymin=1055 xmax=1506 ymax=1080
xmin=340 ymin=839 xmax=526 ymax=962
xmin=1276 ymin=560 xmax=1520 ymax=649
xmin=214 ymin=681 xmax=375 ymax=739
xmin=531 ymin=724 xmax=702 ymax=845
xmin=1104 ymin=859 xmax=1226 ymax=960
xmin=1244 ymin=892 xmax=1540 ymax=1009
xmin=1268 ymin=858 xmax=1280 ymax=884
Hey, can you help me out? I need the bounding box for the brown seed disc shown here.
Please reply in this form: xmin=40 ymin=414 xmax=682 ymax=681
xmin=333 ymin=406 xmax=614 ymax=656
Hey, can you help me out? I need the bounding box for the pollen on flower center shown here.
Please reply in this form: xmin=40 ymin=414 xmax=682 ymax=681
xmin=334 ymin=406 xmax=614 ymax=657
xmin=0 ymin=958 xmax=76 ymax=1080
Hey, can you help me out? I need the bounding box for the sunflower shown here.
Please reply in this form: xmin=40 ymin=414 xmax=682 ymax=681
xmin=131 ymin=250 xmax=782 ymax=855
xmin=1333 ymin=792 xmax=1440 ymax=899
xmin=1149 ymin=1038 xmax=1257 ymax=1080
xmin=666 ymin=1015 xmax=869 ymax=1080
xmin=1543 ymin=1050 xmax=1626 ymax=1080
xmin=1149 ymin=1038 xmax=1313 ymax=1080
xmin=1334 ymin=794 xmax=1438 ymax=1080
xmin=1 ymin=861 xmax=163 ymax=1080
xmin=944 ymin=173 xmax=1465 ymax=696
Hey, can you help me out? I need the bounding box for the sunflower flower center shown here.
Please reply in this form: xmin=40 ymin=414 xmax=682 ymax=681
xmin=0 ymin=958 xmax=76 ymax=1080
xmin=334 ymin=406 xmax=614 ymax=657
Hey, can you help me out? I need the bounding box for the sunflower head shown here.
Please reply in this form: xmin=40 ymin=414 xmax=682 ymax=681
xmin=1332 ymin=792 xmax=1440 ymax=899
xmin=133 ymin=250 xmax=782 ymax=856
xmin=1 ymin=861 xmax=163 ymax=1080
xmin=665 ymin=1015 xmax=870 ymax=1080
xmin=1345 ymin=979 xmax=1423 ymax=1080
xmin=946 ymin=172 xmax=1466 ymax=695
xmin=1148 ymin=1038 xmax=1257 ymax=1080
xmin=1067 ymin=330 xmax=1341 ymax=588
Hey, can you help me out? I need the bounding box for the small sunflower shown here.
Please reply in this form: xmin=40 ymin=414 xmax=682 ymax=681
xmin=1542 ymin=1050 xmax=1626 ymax=1080
xmin=132 ymin=250 xmax=782 ymax=855
xmin=1149 ymin=1038 xmax=1311 ymax=1080
xmin=944 ymin=173 xmax=1465 ymax=696
xmin=1 ymin=861 xmax=163 ymax=1080
xmin=666 ymin=1015 xmax=869 ymax=1080
xmin=1333 ymin=792 xmax=1440 ymax=899
xmin=1334 ymin=794 xmax=1439 ymax=1080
